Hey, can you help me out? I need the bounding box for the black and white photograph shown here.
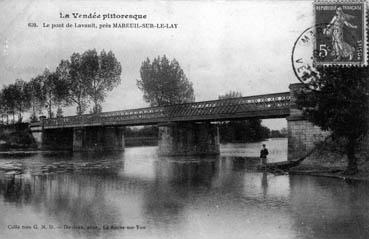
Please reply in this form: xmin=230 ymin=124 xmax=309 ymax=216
xmin=0 ymin=0 xmax=368 ymax=238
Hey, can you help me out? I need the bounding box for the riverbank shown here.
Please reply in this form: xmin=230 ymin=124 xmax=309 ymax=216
xmin=289 ymin=169 xmax=369 ymax=182
xmin=290 ymin=138 xmax=369 ymax=181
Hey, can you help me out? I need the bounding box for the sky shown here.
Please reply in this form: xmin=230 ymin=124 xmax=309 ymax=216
xmin=0 ymin=0 xmax=314 ymax=129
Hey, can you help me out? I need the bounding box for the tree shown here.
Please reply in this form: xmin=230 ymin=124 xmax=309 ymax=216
xmin=137 ymin=55 xmax=195 ymax=106
xmin=2 ymin=80 xmax=31 ymax=123
xmin=79 ymin=49 xmax=122 ymax=114
xmin=218 ymin=91 xmax=270 ymax=143
xmin=39 ymin=69 xmax=69 ymax=118
xmin=0 ymin=90 xmax=7 ymax=124
xmin=25 ymin=77 xmax=45 ymax=122
xmin=53 ymin=68 xmax=71 ymax=117
xmin=57 ymin=55 xmax=89 ymax=115
xmin=14 ymin=80 xmax=31 ymax=122
xmin=296 ymin=66 xmax=369 ymax=174
xmin=40 ymin=70 xmax=55 ymax=118
xmin=1 ymin=86 xmax=15 ymax=123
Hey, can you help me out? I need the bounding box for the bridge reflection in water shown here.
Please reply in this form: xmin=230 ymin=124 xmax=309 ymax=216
xmin=1 ymin=147 xmax=369 ymax=239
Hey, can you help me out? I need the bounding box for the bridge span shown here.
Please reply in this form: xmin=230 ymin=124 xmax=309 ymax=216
xmin=30 ymin=84 xmax=328 ymax=160
xmin=41 ymin=92 xmax=291 ymax=129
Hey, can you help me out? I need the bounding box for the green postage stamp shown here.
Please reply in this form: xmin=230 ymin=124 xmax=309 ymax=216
xmin=314 ymin=0 xmax=368 ymax=66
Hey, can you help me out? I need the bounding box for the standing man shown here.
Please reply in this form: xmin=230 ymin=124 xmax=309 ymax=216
xmin=260 ymin=144 xmax=269 ymax=165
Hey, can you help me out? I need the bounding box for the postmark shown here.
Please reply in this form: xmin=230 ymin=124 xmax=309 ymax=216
xmin=292 ymin=24 xmax=324 ymax=86
xmin=313 ymin=0 xmax=367 ymax=66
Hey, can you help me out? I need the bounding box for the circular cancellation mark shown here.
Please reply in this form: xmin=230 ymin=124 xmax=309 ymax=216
xmin=291 ymin=24 xmax=326 ymax=85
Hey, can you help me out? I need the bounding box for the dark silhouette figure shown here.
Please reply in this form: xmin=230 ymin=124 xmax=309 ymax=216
xmin=260 ymin=144 xmax=269 ymax=165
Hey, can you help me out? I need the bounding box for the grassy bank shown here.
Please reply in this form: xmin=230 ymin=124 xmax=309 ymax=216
xmin=290 ymin=137 xmax=369 ymax=181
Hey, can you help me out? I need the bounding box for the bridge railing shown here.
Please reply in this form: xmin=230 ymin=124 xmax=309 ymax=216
xmin=42 ymin=92 xmax=291 ymax=128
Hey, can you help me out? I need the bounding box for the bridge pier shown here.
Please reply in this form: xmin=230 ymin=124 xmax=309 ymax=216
xmin=73 ymin=128 xmax=84 ymax=151
xmin=73 ymin=126 xmax=125 ymax=152
xmin=287 ymin=83 xmax=329 ymax=160
xmin=30 ymin=125 xmax=125 ymax=151
xmin=30 ymin=123 xmax=43 ymax=149
xmin=287 ymin=118 xmax=329 ymax=160
xmin=158 ymin=122 xmax=220 ymax=156
xmin=37 ymin=128 xmax=74 ymax=150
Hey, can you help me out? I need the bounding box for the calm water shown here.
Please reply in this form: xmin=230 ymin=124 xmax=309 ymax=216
xmin=0 ymin=138 xmax=368 ymax=239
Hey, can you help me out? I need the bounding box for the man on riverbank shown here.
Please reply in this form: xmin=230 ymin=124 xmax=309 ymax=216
xmin=260 ymin=144 xmax=269 ymax=165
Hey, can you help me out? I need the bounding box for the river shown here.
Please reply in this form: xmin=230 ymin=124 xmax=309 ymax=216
xmin=0 ymin=138 xmax=368 ymax=239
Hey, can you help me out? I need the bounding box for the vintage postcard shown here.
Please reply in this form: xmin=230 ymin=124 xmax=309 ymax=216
xmin=0 ymin=1 xmax=368 ymax=239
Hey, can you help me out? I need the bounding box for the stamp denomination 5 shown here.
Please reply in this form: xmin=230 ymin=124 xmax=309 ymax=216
xmin=314 ymin=0 xmax=367 ymax=66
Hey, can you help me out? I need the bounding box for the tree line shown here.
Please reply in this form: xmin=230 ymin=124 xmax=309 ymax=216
xmin=0 ymin=49 xmax=122 ymax=123
xmin=0 ymin=52 xmax=275 ymax=144
xmin=1 ymin=52 xmax=275 ymax=144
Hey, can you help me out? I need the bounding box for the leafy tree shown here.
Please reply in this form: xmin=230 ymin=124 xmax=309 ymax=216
xmin=0 ymin=90 xmax=8 ymax=124
xmin=57 ymin=55 xmax=89 ymax=115
xmin=296 ymin=67 xmax=369 ymax=174
xmin=5 ymin=85 xmax=16 ymax=122
xmin=25 ymin=77 xmax=45 ymax=122
xmin=40 ymin=69 xmax=56 ymax=118
xmin=2 ymin=80 xmax=31 ymax=123
xmin=40 ymin=69 xmax=69 ymax=118
xmin=79 ymin=49 xmax=122 ymax=114
xmin=53 ymin=69 xmax=71 ymax=117
xmin=14 ymin=80 xmax=31 ymax=122
xmin=137 ymin=55 xmax=195 ymax=106
xmin=1 ymin=86 xmax=15 ymax=123
xmin=218 ymin=91 xmax=270 ymax=143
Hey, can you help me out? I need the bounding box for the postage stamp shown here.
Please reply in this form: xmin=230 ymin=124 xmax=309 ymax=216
xmin=314 ymin=0 xmax=367 ymax=66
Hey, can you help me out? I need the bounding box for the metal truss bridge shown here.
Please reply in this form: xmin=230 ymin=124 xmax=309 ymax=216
xmin=41 ymin=92 xmax=291 ymax=129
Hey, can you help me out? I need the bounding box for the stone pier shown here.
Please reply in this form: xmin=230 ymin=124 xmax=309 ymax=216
xmin=30 ymin=125 xmax=125 ymax=152
xmin=29 ymin=122 xmax=43 ymax=149
xmin=287 ymin=83 xmax=329 ymax=160
xmin=158 ymin=122 xmax=220 ymax=156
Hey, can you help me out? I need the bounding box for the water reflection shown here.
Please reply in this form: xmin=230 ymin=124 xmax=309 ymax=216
xmin=290 ymin=176 xmax=369 ymax=239
xmin=0 ymin=142 xmax=368 ymax=239
xmin=154 ymin=158 xmax=218 ymax=187
xmin=261 ymin=172 xmax=268 ymax=198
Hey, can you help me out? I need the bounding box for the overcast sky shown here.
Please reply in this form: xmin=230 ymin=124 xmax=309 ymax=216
xmin=0 ymin=0 xmax=313 ymax=129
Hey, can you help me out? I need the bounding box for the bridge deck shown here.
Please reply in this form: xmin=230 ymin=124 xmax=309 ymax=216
xmin=41 ymin=92 xmax=291 ymax=129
